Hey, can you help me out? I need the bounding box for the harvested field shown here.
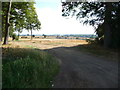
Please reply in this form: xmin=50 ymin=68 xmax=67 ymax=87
xmin=10 ymin=39 xmax=88 ymax=50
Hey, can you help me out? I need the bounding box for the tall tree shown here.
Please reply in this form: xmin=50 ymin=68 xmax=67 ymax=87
xmin=103 ymin=2 xmax=112 ymax=48
xmin=25 ymin=2 xmax=41 ymax=40
xmin=62 ymin=1 xmax=120 ymax=48
xmin=0 ymin=1 xmax=2 ymax=41
xmin=3 ymin=0 xmax=12 ymax=44
xmin=2 ymin=1 xmax=41 ymax=43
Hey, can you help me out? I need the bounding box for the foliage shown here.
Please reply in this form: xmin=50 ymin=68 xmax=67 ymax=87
xmin=42 ymin=34 xmax=47 ymax=38
xmin=2 ymin=47 xmax=59 ymax=88
xmin=62 ymin=1 xmax=120 ymax=48
xmin=11 ymin=33 xmax=18 ymax=40
xmin=2 ymin=1 xmax=41 ymax=43
xmin=24 ymin=2 xmax=41 ymax=32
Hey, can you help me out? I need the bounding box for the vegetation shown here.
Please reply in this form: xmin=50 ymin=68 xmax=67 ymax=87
xmin=2 ymin=46 xmax=59 ymax=88
xmin=2 ymin=0 xmax=119 ymax=88
xmin=42 ymin=34 xmax=47 ymax=38
xmin=2 ymin=0 xmax=12 ymax=44
xmin=11 ymin=33 xmax=18 ymax=40
xmin=62 ymin=1 xmax=120 ymax=48
xmin=2 ymin=0 xmax=41 ymax=44
xmin=74 ymin=43 xmax=118 ymax=62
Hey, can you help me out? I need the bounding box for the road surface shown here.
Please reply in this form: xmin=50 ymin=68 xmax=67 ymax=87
xmin=45 ymin=47 xmax=118 ymax=88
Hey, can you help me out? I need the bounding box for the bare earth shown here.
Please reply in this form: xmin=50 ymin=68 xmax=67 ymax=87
xmin=10 ymin=39 xmax=118 ymax=88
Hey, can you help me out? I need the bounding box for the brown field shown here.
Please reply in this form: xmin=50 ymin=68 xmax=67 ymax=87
xmin=7 ymin=38 xmax=88 ymax=50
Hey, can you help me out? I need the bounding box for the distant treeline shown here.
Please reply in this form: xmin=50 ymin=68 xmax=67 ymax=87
xmin=20 ymin=34 xmax=97 ymax=38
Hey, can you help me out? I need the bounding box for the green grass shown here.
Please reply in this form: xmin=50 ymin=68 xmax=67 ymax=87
xmin=25 ymin=45 xmax=36 ymax=48
xmin=2 ymin=47 xmax=59 ymax=88
xmin=44 ymin=42 xmax=64 ymax=45
xmin=75 ymin=44 xmax=118 ymax=61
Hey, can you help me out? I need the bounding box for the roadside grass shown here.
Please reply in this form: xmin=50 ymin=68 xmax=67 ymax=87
xmin=25 ymin=45 xmax=36 ymax=48
xmin=44 ymin=42 xmax=64 ymax=45
xmin=75 ymin=44 xmax=118 ymax=61
xmin=2 ymin=45 xmax=59 ymax=88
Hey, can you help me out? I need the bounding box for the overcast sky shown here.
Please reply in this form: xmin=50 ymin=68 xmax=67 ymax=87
xmin=20 ymin=0 xmax=96 ymax=35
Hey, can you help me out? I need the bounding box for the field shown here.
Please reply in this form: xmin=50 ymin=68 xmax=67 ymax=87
xmin=11 ymin=39 xmax=88 ymax=49
xmin=2 ymin=37 xmax=118 ymax=88
xmin=8 ymin=37 xmax=118 ymax=60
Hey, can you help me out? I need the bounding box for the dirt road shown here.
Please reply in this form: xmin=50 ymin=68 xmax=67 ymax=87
xmin=45 ymin=47 xmax=118 ymax=88
xmin=11 ymin=39 xmax=118 ymax=88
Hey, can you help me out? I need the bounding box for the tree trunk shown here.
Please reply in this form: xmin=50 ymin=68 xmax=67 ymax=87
xmin=104 ymin=2 xmax=112 ymax=48
xmin=31 ymin=29 xmax=32 ymax=40
xmin=0 ymin=2 xmax=2 ymax=42
xmin=18 ymin=32 xmax=20 ymax=40
xmin=18 ymin=28 xmax=20 ymax=40
xmin=0 ymin=30 xmax=2 ymax=42
xmin=3 ymin=0 xmax=12 ymax=44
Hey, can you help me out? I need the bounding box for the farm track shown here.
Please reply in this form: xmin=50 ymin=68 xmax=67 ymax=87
xmin=12 ymin=39 xmax=118 ymax=88
xmin=45 ymin=47 xmax=118 ymax=88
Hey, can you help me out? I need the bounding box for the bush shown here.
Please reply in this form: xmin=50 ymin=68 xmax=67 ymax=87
xmin=32 ymin=35 xmax=35 ymax=37
xmin=76 ymin=37 xmax=79 ymax=39
xmin=86 ymin=37 xmax=104 ymax=46
xmin=15 ymin=36 xmax=19 ymax=40
xmin=86 ymin=39 xmax=95 ymax=44
xmin=11 ymin=33 xmax=19 ymax=40
xmin=2 ymin=48 xmax=59 ymax=88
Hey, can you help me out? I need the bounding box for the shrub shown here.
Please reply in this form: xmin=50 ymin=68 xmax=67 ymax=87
xmin=86 ymin=39 xmax=95 ymax=44
xmin=11 ymin=33 xmax=19 ymax=40
xmin=15 ymin=36 xmax=19 ymax=40
xmin=32 ymin=35 xmax=35 ymax=37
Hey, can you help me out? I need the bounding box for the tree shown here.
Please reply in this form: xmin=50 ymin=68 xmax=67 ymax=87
xmin=25 ymin=2 xmax=41 ymax=40
xmin=2 ymin=1 xmax=41 ymax=43
xmin=3 ymin=0 xmax=12 ymax=44
xmin=42 ymin=34 xmax=47 ymax=38
xmin=103 ymin=3 xmax=112 ymax=48
xmin=62 ymin=1 xmax=120 ymax=48
xmin=0 ymin=1 xmax=2 ymax=41
xmin=15 ymin=24 xmax=23 ymax=40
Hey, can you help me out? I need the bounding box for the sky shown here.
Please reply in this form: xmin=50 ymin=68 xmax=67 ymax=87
xmin=20 ymin=0 xmax=96 ymax=35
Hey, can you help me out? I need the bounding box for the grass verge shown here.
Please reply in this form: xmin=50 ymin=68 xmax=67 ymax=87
xmin=74 ymin=44 xmax=118 ymax=62
xmin=2 ymin=46 xmax=59 ymax=88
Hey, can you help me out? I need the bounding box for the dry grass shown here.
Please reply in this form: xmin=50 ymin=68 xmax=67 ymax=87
xmin=8 ymin=38 xmax=88 ymax=50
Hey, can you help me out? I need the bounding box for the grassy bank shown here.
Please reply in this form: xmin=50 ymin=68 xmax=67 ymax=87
xmin=2 ymin=46 xmax=59 ymax=88
xmin=74 ymin=44 xmax=118 ymax=62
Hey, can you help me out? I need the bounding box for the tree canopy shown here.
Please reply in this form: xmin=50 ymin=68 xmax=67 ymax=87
xmin=2 ymin=0 xmax=41 ymax=43
xmin=62 ymin=1 xmax=120 ymax=48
